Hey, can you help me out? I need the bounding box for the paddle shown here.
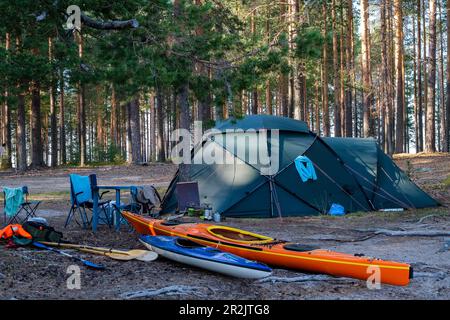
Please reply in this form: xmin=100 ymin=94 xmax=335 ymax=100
xmin=40 ymin=242 xmax=158 ymax=262
xmin=32 ymin=242 xmax=106 ymax=270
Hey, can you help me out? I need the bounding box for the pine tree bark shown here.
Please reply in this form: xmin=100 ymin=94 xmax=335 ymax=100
xmin=361 ymin=0 xmax=374 ymax=138
xmin=413 ymin=16 xmax=419 ymax=152
xmin=438 ymin=1 xmax=446 ymax=151
xmin=339 ymin=2 xmax=346 ymax=136
xmin=416 ymin=0 xmax=424 ymax=152
xmin=177 ymin=84 xmax=191 ymax=130
xmin=30 ymin=73 xmax=44 ymax=167
xmin=445 ymin=0 xmax=450 ymax=152
xmin=345 ymin=0 xmax=354 ymax=137
xmin=425 ymin=0 xmax=437 ymax=152
xmin=2 ymin=33 xmax=12 ymax=168
xmin=111 ymin=86 xmax=118 ymax=146
xmin=129 ymin=98 xmax=141 ymax=164
xmin=16 ymin=35 xmax=27 ymax=171
xmin=423 ymin=0 xmax=428 ymax=136
xmin=48 ymin=38 xmax=57 ymax=167
xmin=76 ymin=32 xmax=87 ymax=165
xmin=393 ymin=0 xmax=405 ymax=152
xmin=332 ymin=0 xmax=341 ymax=136
xmin=16 ymin=92 xmax=26 ymax=171
xmin=59 ymin=67 xmax=66 ymax=165
xmin=156 ymin=88 xmax=166 ymax=162
xmin=322 ymin=1 xmax=330 ymax=136
xmin=381 ymin=0 xmax=389 ymax=152
xmin=150 ymin=93 xmax=156 ymax=161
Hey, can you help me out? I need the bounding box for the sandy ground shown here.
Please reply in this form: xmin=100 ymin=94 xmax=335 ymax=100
xmin=0 ymin=154 xmax=449 ymax=300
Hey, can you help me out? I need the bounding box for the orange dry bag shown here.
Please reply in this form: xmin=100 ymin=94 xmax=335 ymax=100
xmin=0 ymin=224 xmax=32 ymax=240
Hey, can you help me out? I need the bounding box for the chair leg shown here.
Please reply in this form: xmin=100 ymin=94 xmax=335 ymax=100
xmin=64 ymin=206 xmax=75 ymax=228
xmin=80 ymin=207 xmax=89 ymax=229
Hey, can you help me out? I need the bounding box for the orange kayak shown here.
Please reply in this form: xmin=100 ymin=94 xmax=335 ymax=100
xmin=122 ymin=211 xmax=412 ymax=286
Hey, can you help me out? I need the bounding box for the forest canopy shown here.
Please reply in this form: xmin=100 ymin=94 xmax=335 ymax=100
xmin=0 ymin=0 xmax=449 ymax=170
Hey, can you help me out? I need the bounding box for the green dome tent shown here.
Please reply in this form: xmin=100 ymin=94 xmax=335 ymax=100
xmin=161 ymin=115 xmax=439 ymax=217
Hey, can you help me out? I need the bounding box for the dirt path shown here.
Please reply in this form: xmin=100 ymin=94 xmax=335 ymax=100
xmin=0 ymin=155 xmax=449 ymax=300
xmin=0 ymin=164 xmax=177 ymax=194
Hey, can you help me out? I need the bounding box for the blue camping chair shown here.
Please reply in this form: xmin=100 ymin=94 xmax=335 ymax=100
xmin=64 ymin=174 xmax=112 ymax=229
xmin=2 ymin=186 xmax=41 ymax=226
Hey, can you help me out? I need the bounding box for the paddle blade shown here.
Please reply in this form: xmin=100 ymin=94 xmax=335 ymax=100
xmin=135 ymin=252 xmax=158 ymax=262
xmin=82 ymin=259 xmax=106 ymax=270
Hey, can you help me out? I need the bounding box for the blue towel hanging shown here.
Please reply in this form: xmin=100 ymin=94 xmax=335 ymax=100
xmin=294 ymin=156 xmax=317 ymax=183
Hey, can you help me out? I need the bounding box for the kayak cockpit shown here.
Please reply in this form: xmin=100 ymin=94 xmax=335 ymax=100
xmin=175 ymin=238 xmax=204 ymax=248
xmin=206 ymin=226 xmax=274 ymax=244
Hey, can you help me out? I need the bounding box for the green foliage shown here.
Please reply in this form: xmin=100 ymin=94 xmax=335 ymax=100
xmin=295 ymin=27 xmax=324 ymax=60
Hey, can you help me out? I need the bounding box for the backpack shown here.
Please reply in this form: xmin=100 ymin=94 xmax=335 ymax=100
xmin=21 ymin=221 xmax=64 ymax=244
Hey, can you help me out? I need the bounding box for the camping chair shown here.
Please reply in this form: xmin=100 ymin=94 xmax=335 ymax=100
xmin=2 ymin=186 xmax=41 ymax=225
xmin=132 ymin=186 xmax=162 ymax=215
xmin=64 ymin=174 xmax=112 ymax=229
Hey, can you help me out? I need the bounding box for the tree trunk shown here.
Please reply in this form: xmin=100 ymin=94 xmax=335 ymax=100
xmin=76 ymin=32 xmax=87 ymax=165
xmin=445 ymin=0 xmax=450 ymax=152
xmin=425 ymin=0 xmax=437 ymax=152
xmin=393 ymin=0 xmax=405 ymax=153
xmin=381 ymin=0 xmax=388 ymax=152
xmin=111 ymin=86 xmax=119 ymax=146
xmin=438 ymin=1 xmax=447 ymax=152
xmin=129 ymin=98 xmax=141 ymax=164
xmin=322 ymin=1 xmax=330 ymax=136
xmin=177 ymin=84 xmax=191 ymax=130
xmin=156 ymin=88 xmax=166 ymax=162
xmin=332 ymin=0 xmax=341 ymax=136
xmin=423 ymin=0 xmax=428 ymax=136
xmin=339 ymin=3 xmax=346 ymax=136
xmin=361 ymin=0 xmax=374 ymax=138
xmin=266 ymin=81 xmax=272 ymax=115
xmin=30 ymin=80 xmax=44 ymax=168
xmin=48 ymin=38 xmax=58 ymax=167
xmin=16 ymin=36 xmax=27 ymax=171
xmin=345 ymin=0 xmax=354 ymax=137
xmin=58 ymin=67 xmax=66 ymax=165
xmin=386 ymin=0 xmax=395 ymax=154
xmin=413 ymin=16 xmax=419 ymax=152
xmin=2 ymin=33 xmax=12 ymax=168
xmin=252 ymin=90 xmax=259 ymax=115
xmin=149 ymin=93 xmax=156 ymax=161
xmin=416 ymin=0 xmax=424 ymax=152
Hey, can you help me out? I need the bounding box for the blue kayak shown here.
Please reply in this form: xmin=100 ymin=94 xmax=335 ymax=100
xmin=139 ymin=235 xmax=272 ymax=279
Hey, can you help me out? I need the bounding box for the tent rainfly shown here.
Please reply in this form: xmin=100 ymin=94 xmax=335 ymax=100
xmin=161 ymin=115 xmax=439 ymax=218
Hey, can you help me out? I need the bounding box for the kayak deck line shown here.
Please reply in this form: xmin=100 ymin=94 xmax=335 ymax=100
xmin=122 ymin=211 xmax=410 ymax=272
xmin=206 ymin=225 xmax=275 ymax=244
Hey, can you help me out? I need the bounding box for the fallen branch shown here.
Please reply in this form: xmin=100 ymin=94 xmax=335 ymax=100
xmin=120 ymin=285 xmax=206 ymax=299
xmin=309 ymin=228 xmax=450 ymax=243
xmin=370 ymin=229 xmax=450 ymax=237
xmin=257 ymin=275 xmax=352 ymax=284
xmin=416 ymin=214 xmax=438 ymax=224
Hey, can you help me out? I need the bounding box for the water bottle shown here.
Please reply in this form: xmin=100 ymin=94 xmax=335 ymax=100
xmin=213 ymin=212 xmax=221 ymax=222
xmin=204 ymin=207 xmax=212 ymax=220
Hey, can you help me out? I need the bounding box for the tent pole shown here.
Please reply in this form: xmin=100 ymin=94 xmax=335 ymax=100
xmin=269 ymin=177 xmax=283 ymax=219
xmin=269 ymin=178 xmax=274 ymax=218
